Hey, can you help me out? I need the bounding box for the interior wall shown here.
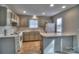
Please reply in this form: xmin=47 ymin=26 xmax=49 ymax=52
xmin=53 ymin=5 xmax=79 ymax=33
xmin=19 ymin=15 xmax=52 ymax=28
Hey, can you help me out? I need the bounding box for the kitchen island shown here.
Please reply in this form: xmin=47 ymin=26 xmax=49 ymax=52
xmin=17 ymin=28 xmax=77 ymax=54
xmin=0 ymin=27 xmax=77 ymax=54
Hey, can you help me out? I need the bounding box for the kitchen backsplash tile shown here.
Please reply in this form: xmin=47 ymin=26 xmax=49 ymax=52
xmin=0 ymin=26 xmax=17 ymax=35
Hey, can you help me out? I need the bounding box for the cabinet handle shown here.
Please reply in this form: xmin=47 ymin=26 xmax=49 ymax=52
xmin=17 ymin=49 xmax=20 ymax=52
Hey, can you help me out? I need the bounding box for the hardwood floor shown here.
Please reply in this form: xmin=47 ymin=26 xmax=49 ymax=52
xmin=21 ymin=41 xmax=41 ymax=54
xmin=20 ymin=31 xmax=42 ymax=54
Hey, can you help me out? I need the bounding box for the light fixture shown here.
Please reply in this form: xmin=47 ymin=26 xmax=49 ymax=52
xmin=42 ymin=12 xmax=45 ymax=15
xmin=62 ymin=6 xmax=66 ymax=8
xmin=50 ymin=4 xmax=54 ymax=7
xmin=23 ymin=11 xmax=26 ymax=14
xmin=32 ymin=15 xmax=37 ymax=19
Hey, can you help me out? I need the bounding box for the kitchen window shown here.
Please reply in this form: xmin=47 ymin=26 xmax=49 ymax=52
xmin=29 ymin=20 xmax=38 ymax=28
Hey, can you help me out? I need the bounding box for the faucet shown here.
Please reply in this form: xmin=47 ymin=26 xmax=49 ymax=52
xmin=4 ymin=29 xmax=7 ymax=36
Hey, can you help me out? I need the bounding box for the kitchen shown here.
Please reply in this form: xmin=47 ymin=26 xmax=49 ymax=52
xmin=0 ymin=4 xmax=79 ymax=54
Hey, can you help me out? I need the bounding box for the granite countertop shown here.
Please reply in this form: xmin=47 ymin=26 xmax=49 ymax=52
xmin=0 ymin=34 xmax=18 ymax=38
xmin=40 ymin=32 xmax=76 ymax=37
xmin=0 ymin=27 xmax=76 ymax=38
xmin=17 ymin=28 xmax=76 ymax=37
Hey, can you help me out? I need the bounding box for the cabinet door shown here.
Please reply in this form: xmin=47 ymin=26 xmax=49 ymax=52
xmin=0 ymin=37 xmax=15 ymax=54
xmin=0 ymin=7 xmax=7 ymax=26
xmin=20 ymin=18 xmax=26 ymax=27
xmin=23 ymin=32 xmax=30 ymax=41
xmin=73 ymin=36 xmax=78 ymax=52
xmin=43 ymin=37 xmax=55 ymax=54
xmin=30 ymin=31 xmax=41 ymax=41
xmin=35 ymin=32 xmax=41 ymax=40
xmin=74 ymin=33 xmax=79 ymax=52
xmin=61 ymin=36 xmax=73 ymax=52
xmin=29 ymin=32 xmax=35 ymax=41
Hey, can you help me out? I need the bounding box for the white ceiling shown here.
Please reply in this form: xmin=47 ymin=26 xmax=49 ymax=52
xmin=6 ymin=4 xmax=77 ymax=16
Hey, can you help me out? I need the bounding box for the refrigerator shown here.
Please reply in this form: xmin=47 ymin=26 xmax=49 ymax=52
xmin=45 ymin=23 xmax=55 ymax=33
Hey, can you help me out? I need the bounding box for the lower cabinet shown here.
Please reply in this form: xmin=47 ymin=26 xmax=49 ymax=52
xmin=43 ymin=37 xmax=55 ymax=54
xmin=58 ymin=36 xmax=73 ymax=53
xmin=21 ymin=41 xmax=41 ymax=54
xmin=23 ymin=31 xmax=41 ymax=41
xmin=73 ymin=33 xmax=79 ymax=52
xmin=0 ymin=37 xmax=16 ymax=54
xmin=22 ymin=31 xmax=42 ymax=54
xmin=0 ymin=36 xmax=23 ymax=54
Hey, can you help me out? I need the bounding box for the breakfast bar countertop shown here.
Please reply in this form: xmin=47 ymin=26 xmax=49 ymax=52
xmin=40 ymin=32 xmax=76 ymax=37
xmin=16 ymin=27 xmax=77 ymax=37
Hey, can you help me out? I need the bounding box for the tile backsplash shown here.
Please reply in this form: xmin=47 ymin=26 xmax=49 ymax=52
xmin=0 ymin=26 xmax=5 ymax=34
xmin=0 ymin=26 xmax=17 ymax=35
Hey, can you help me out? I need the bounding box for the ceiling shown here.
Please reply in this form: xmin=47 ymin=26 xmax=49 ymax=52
xmin=6 ymin=4 xmax=77 ymax=16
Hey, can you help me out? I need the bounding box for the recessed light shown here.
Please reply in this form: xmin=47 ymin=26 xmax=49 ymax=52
xmin=50 ymin=4 xmax=54 ymax=7
xmin=23 ymin=11 xmax=26 ymax=14
xmin=62 ymin=6 xmax=66 ymax=8
xmin=42 ymin=12 xmax=45 ymax=15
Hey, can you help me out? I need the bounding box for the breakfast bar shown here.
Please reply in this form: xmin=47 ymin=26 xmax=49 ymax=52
xmin=40 ymin=33 xmax=76 ymax=54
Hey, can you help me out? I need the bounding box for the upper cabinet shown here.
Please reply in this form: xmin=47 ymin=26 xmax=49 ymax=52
xmin=10 ymin=12 xmax=20 ymax=26
xmin=0 ymin=6 xmax=20 ymax=26
xmin=7 ymin=8 xmax=20 ymax=26
xmin=0 ymin=7 xmax=7 ymax=26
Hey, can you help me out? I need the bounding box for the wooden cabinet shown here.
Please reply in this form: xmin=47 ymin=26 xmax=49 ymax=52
xmin=23 ymin=32 xmax=30 ymax=41
xmin=22 ymin=31 xmax=42 ymax=54
xmin=20 ymin=19 xmax=26 ymax=27
xmin=11 ymin=12 xmax=20 ymax=26
xmin=23 ymin=31 xmax=41 ymax=41
xmin=29 ymin=31 xmax=41 ymax=41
